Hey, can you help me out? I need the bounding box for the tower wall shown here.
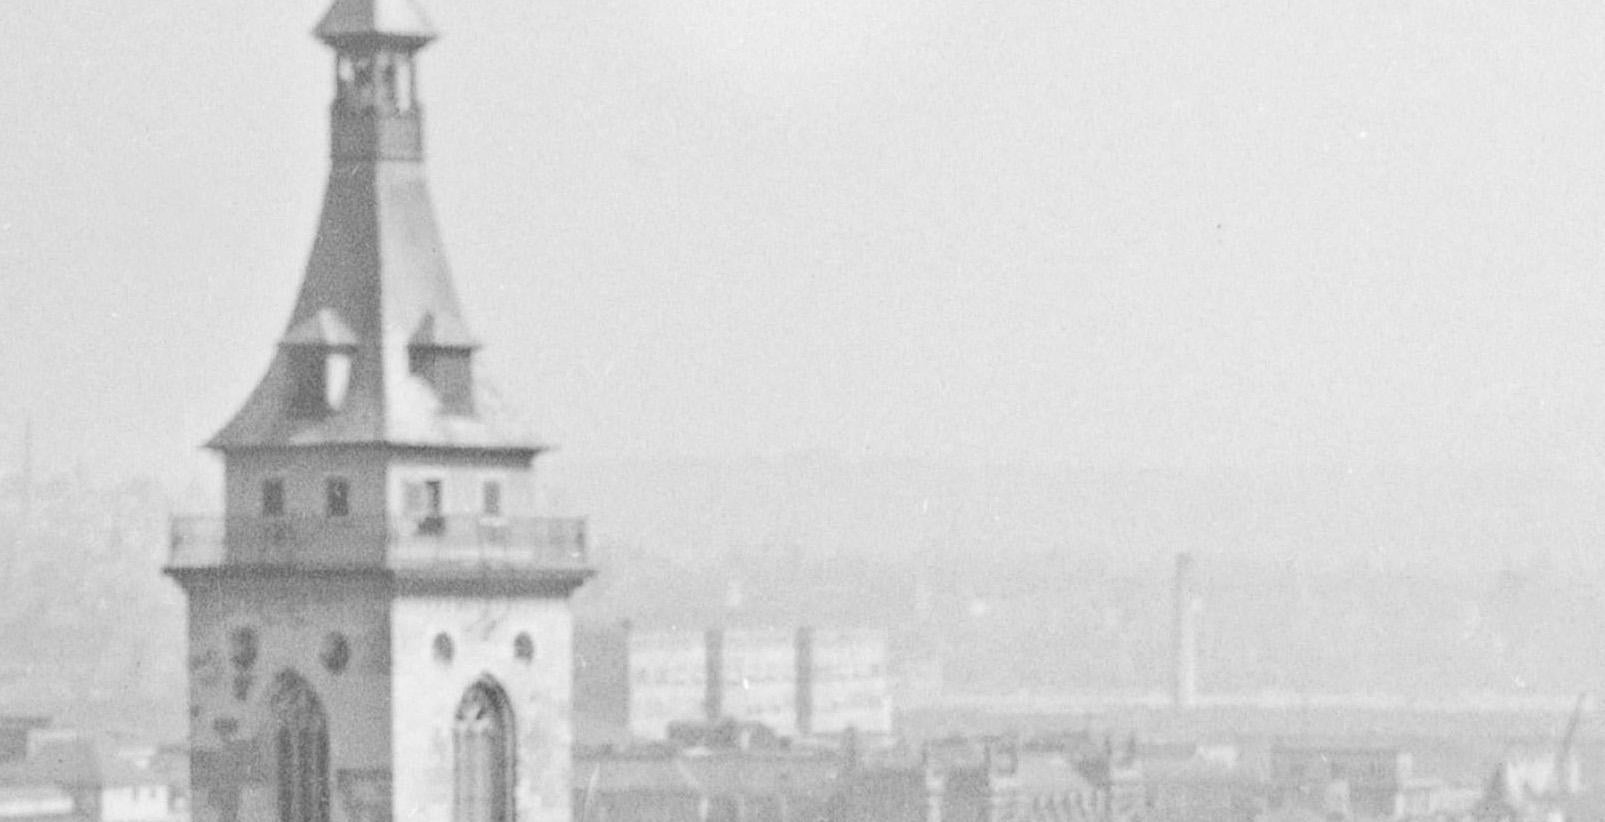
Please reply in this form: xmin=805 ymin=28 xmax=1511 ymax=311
xmin=223 ymin=450 xmax=388 ymax=565
xmin=185 ymin=574 xmax=392 ymax=822
xmin=385 ymin=451 xmax=536 ymax=518
xmin=226 ymin=451 xmax=387 ymax=520
xmin=390 ymin=594 xmax=575 ymax=822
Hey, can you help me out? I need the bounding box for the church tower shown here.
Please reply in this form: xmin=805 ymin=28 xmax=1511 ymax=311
xmin=167 ymin=2 xmax=591 ymax=822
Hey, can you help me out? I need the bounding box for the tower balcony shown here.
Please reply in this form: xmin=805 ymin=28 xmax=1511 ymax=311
xmin=167 ymin=514 xmax=588 ymax=572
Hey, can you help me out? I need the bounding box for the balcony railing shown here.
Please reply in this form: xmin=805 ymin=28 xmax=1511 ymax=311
xmin=168 ymin=514 xmax=587 ymax=570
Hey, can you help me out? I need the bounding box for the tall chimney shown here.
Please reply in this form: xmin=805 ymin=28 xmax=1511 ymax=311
xmin=1171 ymin=553 xmax=1199 ymax=708
xmin=704 ymin=627 xmax=725 ymax=721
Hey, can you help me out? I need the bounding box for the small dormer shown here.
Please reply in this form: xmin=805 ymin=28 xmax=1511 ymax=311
xmin=281 ymin=308 xmax=359 ymax=418
xmin=408 ymin=312 xmax=478 ymax=415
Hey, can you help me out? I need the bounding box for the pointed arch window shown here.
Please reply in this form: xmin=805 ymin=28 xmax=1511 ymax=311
xmin=270 ymin=671 xmax=330 ymax=822
xmin=454 ymin=679 xmax=514 ymax=822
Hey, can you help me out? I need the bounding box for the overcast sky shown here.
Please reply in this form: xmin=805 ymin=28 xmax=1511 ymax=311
xmin=4 ymin=1 xmax=1605 ymax=494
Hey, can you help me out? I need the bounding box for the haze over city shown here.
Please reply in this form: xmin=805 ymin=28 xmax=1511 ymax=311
xmin=12 ymin=3 xmax=1605 ymax=822
xmin=7 ymin=0 xmax=1605 ymax=728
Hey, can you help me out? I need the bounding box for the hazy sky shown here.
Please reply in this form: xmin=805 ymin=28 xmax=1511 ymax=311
xmin=5 ymin=1 xmax=1605 ymax=491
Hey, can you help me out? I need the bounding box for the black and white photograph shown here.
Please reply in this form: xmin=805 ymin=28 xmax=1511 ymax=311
xmin=4 ymin=2 xmax=1605 ymax=822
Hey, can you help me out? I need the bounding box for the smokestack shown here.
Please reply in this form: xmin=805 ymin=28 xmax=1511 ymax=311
xmin=1171 ymin=553 xmax=1199 ymax=708
xmin=795 ymin=626 xmax=814 ymax=737
xmin=704 ymin=627 xmax=724 ymax=721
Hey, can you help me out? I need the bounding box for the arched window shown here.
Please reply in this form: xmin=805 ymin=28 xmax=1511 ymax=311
xmin=454 ymin=678 xmax=514 ymax=822
xmin=270 ymin=671 xmax=330 ymax=822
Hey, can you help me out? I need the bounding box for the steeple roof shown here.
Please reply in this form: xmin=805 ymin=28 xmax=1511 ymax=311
xmin=409 ymin=311 xmax=478 ymax=349
xmin=282 ymin=308 xmax=359 ymax=348
xmin=315 ymin=0 xmax=437 ymax=46
xmin=209 ymin=0 xmax=540 ymax=453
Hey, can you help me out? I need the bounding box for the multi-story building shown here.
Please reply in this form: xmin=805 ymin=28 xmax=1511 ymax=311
xmin=165 ymin=2 xmax=591 ymax=821
xmin=1269 ymin=743 xmax=1412 ymax=820
xmin=573 ymin=743 xmax=840 ymax=822
xmin=613 ymin=627 xmax=892 ymax=741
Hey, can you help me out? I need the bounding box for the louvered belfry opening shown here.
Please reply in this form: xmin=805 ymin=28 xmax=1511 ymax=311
xmin=271 ymin=671 xmax=331 ymax=822
xmin=454 ymin=678 xmax=515 ymax=822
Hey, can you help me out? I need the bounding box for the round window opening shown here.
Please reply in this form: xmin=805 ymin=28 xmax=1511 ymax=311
xmin=432 ymin=633 xmax=454 ymax=663
xmin=514 ymin=632 xmax=535 ymax=662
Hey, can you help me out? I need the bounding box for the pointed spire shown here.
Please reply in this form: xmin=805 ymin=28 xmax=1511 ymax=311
xmin=316 ymin=0 xmax=437 ymax=48
xmin=209 ymin=0 xmax=538 ymax=452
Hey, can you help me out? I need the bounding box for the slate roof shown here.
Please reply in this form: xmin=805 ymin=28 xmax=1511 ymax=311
xmin=282 ymin=308 xmax=359 ymax=348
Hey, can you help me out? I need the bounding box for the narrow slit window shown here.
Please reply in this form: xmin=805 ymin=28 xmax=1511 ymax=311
xmin=325 ymin=478 xmax=350 ymax=518
xmin=415 ymin=479 xmax=445 ymax=536
xmin=263 ymin=479 xmax=286 ymax=517
xmin=482 ymin=481 xmax=502 ymax=518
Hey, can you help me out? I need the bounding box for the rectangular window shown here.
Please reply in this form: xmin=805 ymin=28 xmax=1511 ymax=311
xmin=325 ymin=477 xmax=350 ymax=518
xmin=424 ymin=479 xmax=443 ymax=515
xmin=482 ymin=481 xmax=502 ymax=517
xmin=412 ymin=478 xmax=445 ymax=536
xmin=262 ymin=478 xmax=286 ymax=517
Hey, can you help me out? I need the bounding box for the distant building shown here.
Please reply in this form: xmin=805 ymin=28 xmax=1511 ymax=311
xmin=0 ymin=720 xmax=51 ymax=765
xmin=0 ymin=785 xmax=75 ymax=822
xmin=573 ymin=726 xmax=839 ymax=822
xmin=0 ymin=733 xmax=181 ymax=822
xmin=599 ymin=626 xmax=892 ymax=741
xmin=1269 ymin=743 xmax=1413 ymax=820
xmin=1126 ymin=758 xmax=1263 ymax=822
xmin=574 ymin=746 xmax=840 ymax=822
xmin=572 ymin=732 xmax=1101 ymax=822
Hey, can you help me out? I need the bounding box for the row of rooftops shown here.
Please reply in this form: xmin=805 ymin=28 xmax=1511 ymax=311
xmin=0 ymin=720 xmax=184 ymax=822
xmin=573 ymin=725 xmax=1605 ymax=822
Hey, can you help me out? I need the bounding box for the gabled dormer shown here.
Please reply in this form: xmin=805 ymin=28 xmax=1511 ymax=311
xmin=282 ymin=309 xmax=359 ymax=417
xmin=407 ymin=312 xmax=477 ymax=416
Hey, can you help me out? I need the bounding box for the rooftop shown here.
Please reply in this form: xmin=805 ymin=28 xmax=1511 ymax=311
xmin=315 ymin=0 xmax=436 ymax=45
